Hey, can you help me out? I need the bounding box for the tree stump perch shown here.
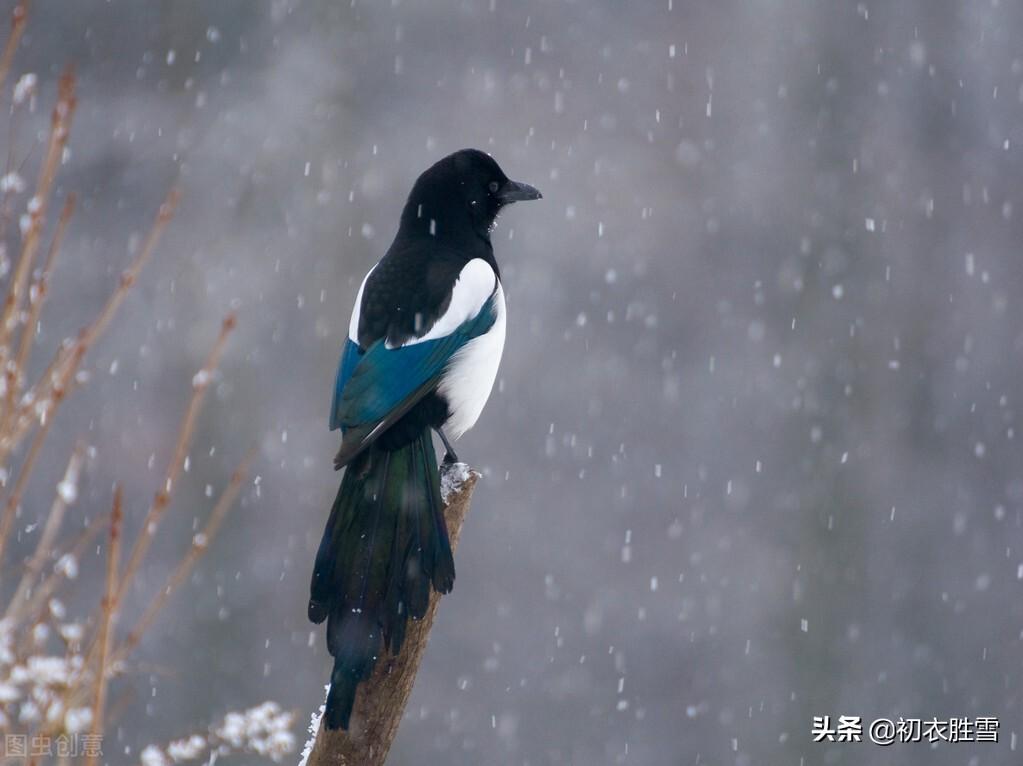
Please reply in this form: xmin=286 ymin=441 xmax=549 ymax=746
xmin=304 ymin=462 xmax=480 ymax=766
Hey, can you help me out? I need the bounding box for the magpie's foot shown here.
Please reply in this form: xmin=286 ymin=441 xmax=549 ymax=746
xmin=436 ymin=426 xmax=459 ymax=465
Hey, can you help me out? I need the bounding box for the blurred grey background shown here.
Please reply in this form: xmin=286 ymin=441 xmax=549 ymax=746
xmin=7 ymin=0 xmax=1023 ymax=763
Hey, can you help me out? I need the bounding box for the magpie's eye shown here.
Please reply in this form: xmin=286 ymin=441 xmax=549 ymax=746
xmin=488 ymin=181 xmax=500 ymax=193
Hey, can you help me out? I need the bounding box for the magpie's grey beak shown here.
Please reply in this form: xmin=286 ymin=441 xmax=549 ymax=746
xmin=498 ymin=179 xmax=542 ymax=203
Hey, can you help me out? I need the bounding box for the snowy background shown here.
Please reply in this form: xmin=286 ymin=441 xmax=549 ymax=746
xmin=8 ymin=1 xmax=1023 ymax=763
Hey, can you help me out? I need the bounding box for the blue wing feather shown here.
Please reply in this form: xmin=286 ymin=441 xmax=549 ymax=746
xmin=329 ymin=293 xmax=497 ymax=435
xmin=330 ymin=338 xmax=364 ymax=431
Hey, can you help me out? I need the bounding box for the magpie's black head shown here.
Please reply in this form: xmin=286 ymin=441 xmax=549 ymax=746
xmin=399 ymin=148 xmax=541 ymax=244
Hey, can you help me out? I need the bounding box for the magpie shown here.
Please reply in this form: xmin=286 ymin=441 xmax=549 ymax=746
xmin=309 ymin=148 xmax=541 ymax=730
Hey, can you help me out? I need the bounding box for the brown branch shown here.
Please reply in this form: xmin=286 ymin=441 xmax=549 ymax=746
xmin=111 ymin=446 xmax=254 ymax=665
xmin=0 ymin=69 xmax=75 ymax=449
xmin=47 ymin=322 xmax=241 ymax=722
xmin=0 ymin=187 xmax=176 ymax=475
xmin=87 ymin=486 xmax=121 ymax=766
xmin=59 ymin=311 xmax=237 ymax=712
xmin=0 ymin=2 xmax=28 ymax=95
xmin=71 ymin=188 xmax=179 ymax=352
xmin=10 ymin=193 xmax=76 ymax=396
xmin=115 ymin=310 xmax=235 ymax=604
xmin=0 ymin=67 xmax=75 ymax=366
xmin=0 ymin=378 xmax=63 ymax=567
xmin=306 ymin=463 xmax=480 ymax=766
xmin=15 ymin=509 xmax=108 ymax=642
xmin=3 ymin=440 xmax=84 ymax=622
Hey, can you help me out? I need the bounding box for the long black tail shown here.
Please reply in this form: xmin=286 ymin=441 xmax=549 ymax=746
xmin=309 ymin=427 xmax=455 ymax=730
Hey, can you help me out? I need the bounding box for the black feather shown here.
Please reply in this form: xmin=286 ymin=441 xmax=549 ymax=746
xmin=310 ymin=428 xmax=455 ymax=730
xmin=312 ymin=149 xmax=540 ymax=731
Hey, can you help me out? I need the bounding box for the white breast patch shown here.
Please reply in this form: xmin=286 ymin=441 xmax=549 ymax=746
xmin=437 ymin=283 xmax=506 ymax=439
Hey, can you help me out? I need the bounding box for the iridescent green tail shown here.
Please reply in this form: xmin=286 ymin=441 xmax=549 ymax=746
xmin=308 ymin=428 xmax=454 ymax=730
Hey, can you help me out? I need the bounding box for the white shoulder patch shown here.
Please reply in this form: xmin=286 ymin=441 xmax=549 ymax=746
xmin=437 ymin=283 xmax=506 ymax=438
xmin=348 ymin=265 xmax=376 ymax=343
xmin=391 ymin=258 xmax=497 ymax=348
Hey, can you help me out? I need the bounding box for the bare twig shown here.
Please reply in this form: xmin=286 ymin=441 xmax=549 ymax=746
xmin=0 ymin=69 xmax=75 ymax=473
xmin=10 ymin=193 xmax=76 ymax=396
xmin=58 ymin=312 xmax=238 ymax=715
xmin=0 ymin=380 xmax=63 ymax=567
xmin=115 ymin=311 xmax=236 ymax=604
xmin=16 ymin=509 xmax=108 ymax=639
xmin=0 ymin=67 xmax=75 ymax=372
xmin=0 ymin=16 xmax=297 ymax=760
xmin=87 ymin=486 xmax=121 ymax=766
xmin=70 ymin=188 xmax=179 ymax=351
xmin=3 ymin=441 xmax=83 ymax=622
xmin=0 ymin=2 xmax=27 ymax=95
xmin=113 ymin=446 xmax=255 ymax=665
xmin=0 ymin=187 xmax=178 ymax=464
xmin=306 ymin=464 xmax=480 ymax=766
xmin=21 ymin=504 xmax=110 ymax=765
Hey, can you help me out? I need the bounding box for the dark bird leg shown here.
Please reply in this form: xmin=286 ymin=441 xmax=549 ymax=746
xmin=436 ymin=427 xmax=459 ymax=464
